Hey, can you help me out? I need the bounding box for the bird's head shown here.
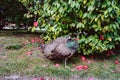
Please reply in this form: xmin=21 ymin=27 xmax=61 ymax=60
xmin=65 ymin=35 xmax=71 ymax=40
xmin=66 ymin=37 xmax=79 ymax=50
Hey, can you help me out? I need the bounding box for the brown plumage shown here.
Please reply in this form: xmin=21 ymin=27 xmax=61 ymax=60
xmin=40 ymin=35 xmax=79 ymax=67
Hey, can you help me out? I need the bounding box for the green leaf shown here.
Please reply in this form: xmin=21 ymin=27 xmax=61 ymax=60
xmin=88 ymin=6 xmax=94 ymax=11
xmin=31 ymin=27 xmax=36 ymax=32
xmin=83 ymin=13 xmax=88 ymax=18
xmin=77 ymin=22 xmax=85 ymax=28
xmin=79 ymin=10 xmax=83 ymax=18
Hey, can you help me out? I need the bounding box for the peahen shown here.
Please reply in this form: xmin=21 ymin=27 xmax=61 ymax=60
xmin=40 ymin=35 xmax=79 ymax=67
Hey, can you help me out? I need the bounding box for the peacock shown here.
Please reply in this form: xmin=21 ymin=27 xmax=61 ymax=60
xmin=40 ymin=35 xmax=79 ymax=67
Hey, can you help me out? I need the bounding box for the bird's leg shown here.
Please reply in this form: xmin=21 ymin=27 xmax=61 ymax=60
xmin=64 ymin=58 xmax=70 ymax=69
xmin=64 ymin=58 xmax=68 ymax=68
xmin=64 ymin=53 xmax=73 ymax=68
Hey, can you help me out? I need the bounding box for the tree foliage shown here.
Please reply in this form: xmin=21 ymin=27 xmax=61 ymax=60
xmin=16 ymin=0 xmax=120 ymax=54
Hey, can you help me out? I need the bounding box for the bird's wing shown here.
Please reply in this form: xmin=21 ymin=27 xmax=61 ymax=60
xmin=53 ymin=37 xmax=66 ymax=43
xmin=54 ymin=43 xmax=72 ymax=56
xmin=43 ymin=42 xmax=58 ymax=56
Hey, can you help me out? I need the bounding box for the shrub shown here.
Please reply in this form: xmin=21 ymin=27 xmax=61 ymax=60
xmin=20 ymin=0 xmax=120 ymax=55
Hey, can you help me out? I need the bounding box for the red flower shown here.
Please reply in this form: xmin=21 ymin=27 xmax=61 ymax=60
xmin=76 ymin=65 xmax=83 ymax=71
xmin=39 ymin=77 xmax=44 ymax=80
xmin=55 ymin=63 xmax=60 ymax=67
xmin=31 ymin=39 xmax=35 ymax=43
xmin=99 ymin=35 xmax=104 ymax=40
xmin=83 ymin=66 xmax=88 ymax=69
xmin=25 ymin=51 xmax=33 ymax=55
xmin=81 ymin=56 xmax=86 ymax=61
xmin=114 ymin=60 xmax=119 ymax=65
xmin=35 ymin=38 xmax=40 ymax=43
xmin=33 ymin=22 xmax=38 ymax=27
xmin=33 ymin=78 xmax=37 ymax=80
xmin=88 ymin=78 xmax=93 ymax=80
xmin=76 ymin=65 xmax=88 ymax=71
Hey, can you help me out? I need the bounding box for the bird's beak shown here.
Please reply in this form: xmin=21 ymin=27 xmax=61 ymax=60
xmin=74 ymin=38 xmax=79 ymax=41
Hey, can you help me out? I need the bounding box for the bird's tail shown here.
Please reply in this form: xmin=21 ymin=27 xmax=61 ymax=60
xmin=39 ymin=43 xmax=45 ymax=49
xmin=39 ymin=43 xmax=46 ymax=53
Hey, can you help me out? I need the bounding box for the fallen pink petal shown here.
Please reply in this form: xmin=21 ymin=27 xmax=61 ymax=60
xmin=39 ymin=77 xmax=44 ymax=80
xmin=87 ymin=60 xmax=91 ymax=64
xmin=25 ymin=51 xmax=33 ymax=55
xmin=83 ymin=66 xmax=88 ymax=69
xmin=33 ymin=78 xmax=37 ymax=80
xmin=88 ymin=78 xmax=93 ymax=80
xmin=114 ymin=60 xmax=119 ymax=65
xmin=81 ymin=56 xmax=86 ymax=61
xmin=31 ymin=39 xmax=35 ymax=43
xmin=55 ymin=63 xmax=60 ymax=67
xmin=76 ymin=65 xmax=83 ymax=71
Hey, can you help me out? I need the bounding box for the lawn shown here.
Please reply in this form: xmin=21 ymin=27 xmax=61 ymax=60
xmin=0 ymin=31 xmax=120 ymax=80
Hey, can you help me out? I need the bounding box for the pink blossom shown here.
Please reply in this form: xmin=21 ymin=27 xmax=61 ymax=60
xmin=87 ymin=60 xmax=91 ymax=64
xmin=31 ymin=39 xmax=35 ymax=43
xmin=0 ymin=48 xmax=2 ymax=51
xmin=88 ymin=78 xmax=93 ymax=80
xmin=25 ymin=51 xmax=33 ymax=55
xmin=35 ymin=38 xmax=40 ymax=42
xmin=33 ymin=22 xmax=38 ymax=27
xmin=83 ymin=66 xmax=88 ymax=69
xmin=33 ymin=78 xmax=37 ymax=80
xmin=39 ymin=77 xmax=44 ymax=80
xmin=81 ymin=56 xmax=86 ymax=61
xmin=114 ymin=60 xmax=119 ymax=65
xmin=55 ymin=63 xmax=60 ymax=67
xmin=76 ymin=65 xmax=89 ymax=71
xmin=76 ymin=65 xmax=83 ymax=71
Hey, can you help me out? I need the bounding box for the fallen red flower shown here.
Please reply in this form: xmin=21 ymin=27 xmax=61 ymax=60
xmin=114 ymin=60 xmax=119 ymax=65
xmin=25 ymin=51 xmax=33 ymax=55
xmin=39 ymin=77 xmax=44 ymax=80
xmin=76 ymin=65 xmax=88 ymax=71
xmin=31 ymin=39 xmax=35 ymax=44
xmin=33 ymin=78 xmax=37 ymax=80
xmin=81 ymin=56 xmax=86 ymax=61
xmin=55 ymin=63 xmax=60 ymax=67
xmin=83 ymin=66 xmax=88 ymax=69
xmin=76 ymin=65 xmax=83 ymax=71
xmin=88 ymin=78 xmax=93 ymax=80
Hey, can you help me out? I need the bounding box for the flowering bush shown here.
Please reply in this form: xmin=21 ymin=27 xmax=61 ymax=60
xmin=20 ymin=0 xmax=120 ymax=55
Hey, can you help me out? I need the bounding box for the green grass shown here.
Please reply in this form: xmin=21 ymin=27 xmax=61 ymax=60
xmin=0 ymin=31 xmax=120 ymax=79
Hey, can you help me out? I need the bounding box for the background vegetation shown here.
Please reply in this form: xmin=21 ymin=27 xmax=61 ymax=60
xmin=1 ymin=0 xmax=120 ymax=55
